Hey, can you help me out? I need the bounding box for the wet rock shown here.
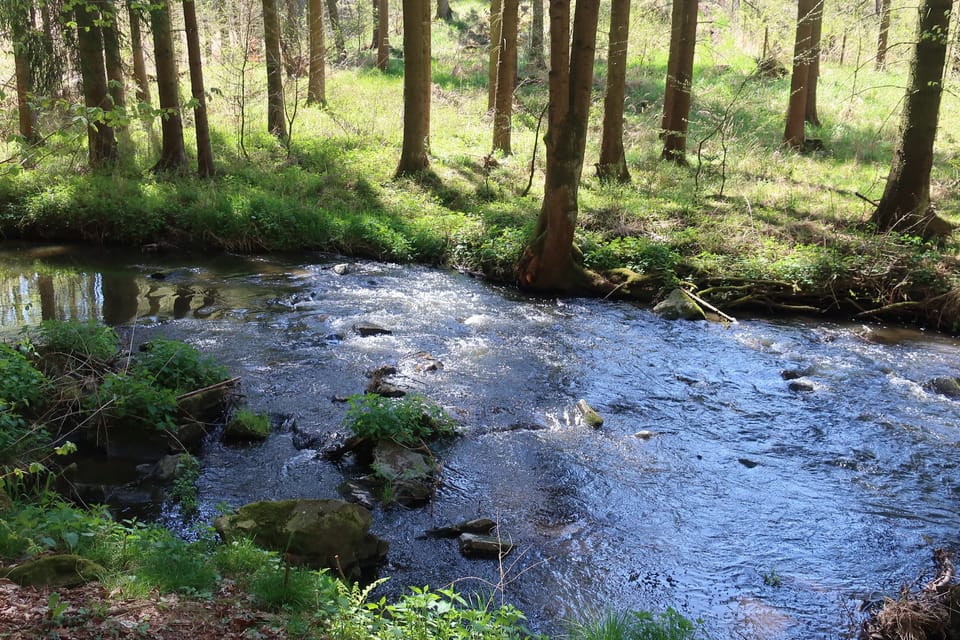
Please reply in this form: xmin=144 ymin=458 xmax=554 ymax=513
xmin=224 ymin=411 xmax=272 ymax=441
xmin=214 ymin=499 xmax=388 ymax=580
xmin=178 ymin=384 xmax=233 ymax=424
xmin=367 ymin=380 xmax=406 ymax=397
xmin=5 ymin=555 xmax=105 ymax=587
xmin=781 ymin=366 xmax=814 ymax=380
xmin=738 ymin=457 xmax=759 ymax=469
xmin=788 ymin=380 xmax=815 ymax=393
xmin=424 ymin=518 xmax=497 ymax=539
xmin=339 ymin=480 xmax=376 ymax=510
xmin=194 ymin=305 xmax=222 ymax=319
xmin=333 ymin=263 xmax=350 ymax=275
xmin=410 ymin=352 xmax=444 ymax=372
xmin=292 ymin=300 xmax=326 ymax=311
xmin=653 ymin=289 xmax=706 ymax=321
xmin=137 ymin=453 xmax=191 ymax=481
xmin=354 ymin=322 xmax=392 ymax=337
xmin=458 ymin=533 xmax=515 ymax=559
xmin=316 ymin=432 xmax=366 ymax=459
xmin=576 ymin=399 xmax=604 ymax=428
xmin=372 ymin=441 xmax=436 ymax=506
xmin=633 ymin=430 xmax=657 ymax=440
xmin=369 ymin=365 xmax=398 ymax=378
xmin=926 ymin=376 xmax=960 ymax=399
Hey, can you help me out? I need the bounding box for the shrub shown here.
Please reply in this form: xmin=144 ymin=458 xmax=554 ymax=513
xmin=35 ymin=320 xmax=119 ymax=361
xmin=0 ymin=344 xmax=47 ymax=411
xmin=135 ymin=339 xmax=228 ymax=394
xmin=342 ymin=393 xmax=456 ymax=446
xmin=88 ymin=372 xmax=178 ymax=431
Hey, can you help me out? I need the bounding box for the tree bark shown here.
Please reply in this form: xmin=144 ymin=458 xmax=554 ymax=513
xmin=150 ymin=0 xmax=188 ymax=171
xmin=516 ymin=0 xmax=602 ymax=291
xmin=805 ymin=0 xmax=822 ymax=126
xmin=128 ymin=0 xmax=152 ymax=104
xmin=436 ymin=0 xmax=452 ymax=21
xmin=11 ymin=10 xmax=38 ymax=144
xmin=660 ymin=0 xmax=682 ymax=140
xmin=307 ymin=0 xmax=327 ymax=105
xmin=282 ymin=0 xmax=300 ymax=76
xmin=876 ymin=0 xmax=891 ymax=70
xmin=529 ymin=0 xmax=545 ymax=69
xmin=661 ymin=0 xmax=698 ymax=163
xmin=325 ymin=0 xmax=346 ymax=61
xmin=263 ymin=0 xmax=288 ymax=139
xmin=75 ymin=1 xmax=118 ymax=167
xmin=99 ymin=0 xmax=126 ymax=110
xmin=597 ymin=0 xmax=631 ymax=181
xmin=783 ymin=0 xmax=815 ymax=150
xmin=487 ymin=0 xmax=502 ymax=110
xmin=871 ymin=0 xmax=954 ymax=239
xmin=183 ymin=0 xmax=215 ymax=177
xmin=492 ymin=0 xmax=518 ymax=154
xmin=377 ymin=0 xmax=390 ymax=70
xmin=395 ymin=0 xmax=431 ymax=176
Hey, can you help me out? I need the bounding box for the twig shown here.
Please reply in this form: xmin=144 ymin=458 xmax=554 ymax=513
xmin=854 ymin=300 xmax=921 ymax=318
xmin=175 ymin=376 xmax=240 ymax=401
xmin=855 ymin=191 xmax=880 ymax=207
xmin=520 ymin=103 xmax=548 ymax=197
xmin=682 ymin=288 xmax=737 ymax=323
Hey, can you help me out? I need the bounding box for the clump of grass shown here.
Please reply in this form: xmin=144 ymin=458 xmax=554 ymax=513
xmin=342 ymin=393 xmax=456 ymax=446
xmin=34 ymin=320 xmax=119 ymax=361
xmin=135 ymin=339 xmax=229 ymax=394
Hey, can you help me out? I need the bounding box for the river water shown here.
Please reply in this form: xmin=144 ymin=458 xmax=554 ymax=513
xmin=2 ymin=242 xmax=959 ymax=639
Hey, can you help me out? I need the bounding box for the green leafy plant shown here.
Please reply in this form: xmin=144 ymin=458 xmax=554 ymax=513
xmin=342 ymin=393 xmax=456 ymax=446
xmin=0 ymin=344 xmax=47 ymax=411
xmin=171 ymin=455 xmax=201 ymax=514
xmin=762 ymin=567 xmax=782 ymax=588
xmin=136 ymin=534 xmax=219 ymax=596
xmin=88 ymin=372 xmax=178 ymax=431
xmin=35 ymin=320 xmax=119 ymax=361
xmin=134 ymin=339 xmax=229 ymax=394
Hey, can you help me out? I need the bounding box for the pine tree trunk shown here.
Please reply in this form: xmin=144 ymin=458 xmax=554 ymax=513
xmin=805 ymin=0 xmax=822 ymax=126
xmin=263 ymin=0 xmax=288 ymax=139
xmin=876 ymin=0 xmax=891 ymax=70
xmin=492 ymin=0 xmax=518 ymax=154
xmin=871 ymin=0 xmax=954 ymax=239
xmin=325 ymin=0 xmax=346 ymax=61
xmin=307 ymin=0 xmax=327 ymax=105
xmin=661 ymin=0 xmax=698 ymax=163
xmin=99 ymin=0 xmax=126 ymax=110
xmin=377 ymin=0 xmax=390 ymax=70
xmin=128 ymin=0 xmax=152 ymax=104
xmin=516 ymin=0 xmax=602 ymax=291
xmin=75 ymin=2 xmax=118 ymax=167
xmin=783 ymin=0 xmax=815 ymax=149
xmin=150 ymin=0 xmax=188 ymax=171
xmin=183 ymin=0 xmax=215 ymax=177
xmin=487 ymin=0 xmax=502 ymax=110
xmin=395 ymin=0 xmax=431 ymax=175
xmin=597 ymin=0 xmax=631 ymax=181
xmin=529 ymin=0 xmax=545 ymax=69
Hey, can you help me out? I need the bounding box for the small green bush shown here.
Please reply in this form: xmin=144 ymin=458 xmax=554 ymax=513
xmin=135 ymin=339 xmax=229 ymax=394
xmin=88 ymin=372 xmax=178 ymax=431
xmin=170 ymin=454 xmax=201 ymax=514
xmin=35 ymin=320 xmax=119 ymax=361
xmin=0 ymin=344 xmax=47 ymax=411
xmin=342 ymin=393 xmax=456 ymax=446
xmin=136 ymin=534 xmax=219 ymax=596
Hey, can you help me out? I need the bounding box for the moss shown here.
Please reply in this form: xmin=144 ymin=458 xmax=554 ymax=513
xmin=224 ymin=409 xmax=272 ymax=441
xmin=5 ymin=554 xmax=105 ymax=587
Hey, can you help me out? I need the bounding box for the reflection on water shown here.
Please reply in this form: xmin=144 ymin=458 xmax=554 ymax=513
xmin=2 ymin=242 xmax=960 ymax=640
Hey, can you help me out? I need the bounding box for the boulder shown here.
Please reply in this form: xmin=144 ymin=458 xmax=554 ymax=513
xmin=458 ymin=533 xmax=515 ymax=558
xmin=214 ymin=499 xmax=388 ymax=580
xmin=927 ymin=377 xmax=960 ymax=399
xmin=224 ymin=412 xmax=272 ymax=441
xmin=653 ymin=289 xmax=706 ymax=321
xmin=333 ymin=263 xmax=350 ymax=275
xmin=5 ymin=555 xmax=104 ymax=587
xmin=137 ymin=453 xmax=191 ymax=481
xmin=372 ymin=441 xmax=436 ymax=506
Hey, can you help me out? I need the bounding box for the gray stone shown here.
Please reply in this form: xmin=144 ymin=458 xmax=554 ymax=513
xmin=333 ymin=263 xmax=351 ymax=275
xmin=424 ymin=518 xmax=497 ymax=539
xmin=458 ymin=533 xmax=515 ymax=558
xmin=653 ymin=289 xmax=706 ymax=321
xmin=927 ymin=376 xmax=960 ymax=399
xmin=354 ymin=322 xmax=392 ymax=337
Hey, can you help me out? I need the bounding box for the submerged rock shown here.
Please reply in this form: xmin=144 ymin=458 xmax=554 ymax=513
xmin=214 ymin=499 xmax=388 ymax=580
xmin=354 ymin=322 xmax=392 ymax=337
xmin=5 ymin=555 xmax=105 ymax=587
xmin=653 ymin=289 xmax=706 ymax=321
xmin=926 ymin=376 xmax=960 ymax=399
xmin=423 ymin=518 xmax=497 ymax=539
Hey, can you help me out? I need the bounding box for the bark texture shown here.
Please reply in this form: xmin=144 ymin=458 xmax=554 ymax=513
xmin=377 ymin=0 xmax=389 ymax=71
xmin=597 ymin=0 xmax=631 ymax=182
xmin=395 ymin=0 xmax=431 ymax=175
xmin=805 ymin=0 xmax=823 ymax=126
xmin=150 ymin=0 xmax=187 ymax=171
xmin=492 ymin=0 xmax=518 ymax=154
xmin=99 ymin=0 xmax=126 ymax=110
xmin=325 ymin=0 xmax=346 ymax=60
xmin=75 ymin=1 xmax=118 ymax=167
xmin=128 ymin=0 xmax=152 ymax=104
xmin=436 ymin=0 xmax=452 ymax=20
xmin=263 ymin=0 xmax=288 ymax=139
xmin=487 ymin=0 xmax=502 ymax=110
xmin=183 ymin=0 xmax=215 ymax=177
xmin=307 ymin=0 xmax=327 ymax=105
xmin=529 ymin=0 xmax=545 ymax=69
xmin=661 ymin=0 xmax=698 ymax=163
xmin=783 ymin=0 xmax=815 ymax=149
xmin=876 ymin=0 xmax=892 ymax=70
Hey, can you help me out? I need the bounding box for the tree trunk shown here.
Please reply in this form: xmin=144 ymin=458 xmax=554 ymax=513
xmin=128 ymin=0 xmax=152 ymax=104
xmin=871 ymin=0 xmax=954 ymax=239
xmin=529 ymin=0 xmax=545 ymax=69
xmin=487 ymin=0 xmax=502 ymax=110
xmin=75 ymin=2 xmax=118 ymax=167
xmin=876 ymin=0 xmax=891 ymax=70
xmin=436 ymin=0 xmax=452 ymax=21
xmin=263 ymin=0 xmax=288 ymax=139
xmin=99 ymin=0 xmax=126 ymax=110
xmin=492 ymin=0 xmax=518 ymax=154
xmin=150 ymin=0 xmax=188 ymax=171
xmin=783 ymin=0 xmax=815 ymax=150
xmin=307 ymin=0 xmax=327 ymax=105
xmin=183 ymin=0 xmax=215 ymax=177
xmin=325 ymin=0 xmax=346 ymax=61
xmin=660 ymin=0 xmax=682 ymax=140
xmin=11 ymin=11 xmax=38 ymax=145
xmin=805 ymin=0 xmax=823 ymax=126
xmin=282 ymin=0 xmax=300 ymax=76
xmin=377 ymin=0 xmax=390 ymax=70
xmin=661 ymin=0 xmax=698 ymax=163
xmin=597 ymin=0 xmax=631 ymax=181
xmin=395 ymin=0 xmax=431 ymax=176
xmin=516 ymin=0 xmax=602 ymax=291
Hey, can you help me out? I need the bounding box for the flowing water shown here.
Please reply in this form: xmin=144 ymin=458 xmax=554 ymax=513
xmin=3 ymin=242 xmax=960 ymax=639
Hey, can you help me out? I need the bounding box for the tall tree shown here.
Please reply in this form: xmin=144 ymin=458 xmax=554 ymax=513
xmin=783 ymin=0 xmax=815 ymax=150
xmin=805 ymin=0 xmax=823 ymax=127
xmin=597 ymin=0 xmax=631 ymax=182
xmin=127 ymin=0 xmax=152 ymax=104
xmin=491 ymin=0 xmax=518 ymax=154
xmin=487 ymin=0 xmax=502 ymax=110
xmin=325 ymin=0 xmax=346 ymax=61
xmin=516 ymin=0 xmax=602 ymax=291
xmin=661 ymin=0 xmax=699 ymax=163
xmin=99 ymin=0 xmax=126 ymax=111
xmin=395 ymin=0 xmax=431 ymax=175
xmin=528 ymin=0 xmax=545 ymax=69
xmin=436 ymin=0 xmax=452 ymax=21
xmin=150 ymin=0 xmax=188 ymax=171
xmin=183 ymin=0 xmax=215 ymax=177
xmin=74 ymin=0 xmax=118 ymax=167
xmin=871 ymin=0 xmax=954 ymax=239
xmin=6 ymin=1 xmax=38 ymax=144
xmin=377 ymin=0 xmax=389 ymax=70
xmin=281 ymin=0 xmax=300 ymax=76
xmin=307 ymin=0 xmax=327 ymax=105
xmin=263 ymin=0 xmax=288 ymax=139
xmin=876 ymin=0 xmax=891 ymax=70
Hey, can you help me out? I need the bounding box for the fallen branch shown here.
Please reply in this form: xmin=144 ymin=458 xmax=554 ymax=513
xmin=683 ymin=288 xmax=737 ymax=323
xmin=176 ymin=376 xmax=241 ymax=401
xmin=854 ymin=301 xmax=922 ymax=319
xmin=855 ymin=192 xmax=880 ymax=207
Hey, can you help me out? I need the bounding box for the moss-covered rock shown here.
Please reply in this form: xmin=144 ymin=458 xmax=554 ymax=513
xmin=5 ymin=554 xmax=105 ymax=587
xmin=214 ymin=499 xmax=388 ymax=580
xmin=224 ymin=410 xmax=272 ymax=441
xmin=653 ymin=288 xmax=706 ymax=321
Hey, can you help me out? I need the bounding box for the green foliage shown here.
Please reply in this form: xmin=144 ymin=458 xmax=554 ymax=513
xmin=212 ymin=537 xmax=274 ymax=579
xmin=0 ymin=400 xmax=48 ymax=464
xmin=342 ymin=393 xmax=456 ymax=446
xmin=135 ymin=339 xmax=229 ymax=394
xmin=35 ymin=320 xmax=119 ymax=361
xmin=88 ymin=372 xmax=178 ymax=431
xmin=135 ymin=533 xmax=219 ymax=596
xmin=250 ymin=563 xmax=339 ymax=613
xmin=227 ymin=408 xmax=272 ymax=438
xmin=582 ymin=237 xmax=681 ymax=275
xmin=171 ymin=454 xmax=201 ymax=514
xmin=0 ymin=343 xmax=47 ymax=411
xmin=762 ymin=567 xmax=782 ymax=588
xmin=567 ymin=608 xmax=705 ymax=640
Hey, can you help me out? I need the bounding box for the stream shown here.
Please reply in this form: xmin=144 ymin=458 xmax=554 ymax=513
xmin=2 ymin=242 xmax=960 ymax=639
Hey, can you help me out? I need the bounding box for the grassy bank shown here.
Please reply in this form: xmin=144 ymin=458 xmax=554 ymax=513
xmin=1 ymin=3 xmax=959 ymax=330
